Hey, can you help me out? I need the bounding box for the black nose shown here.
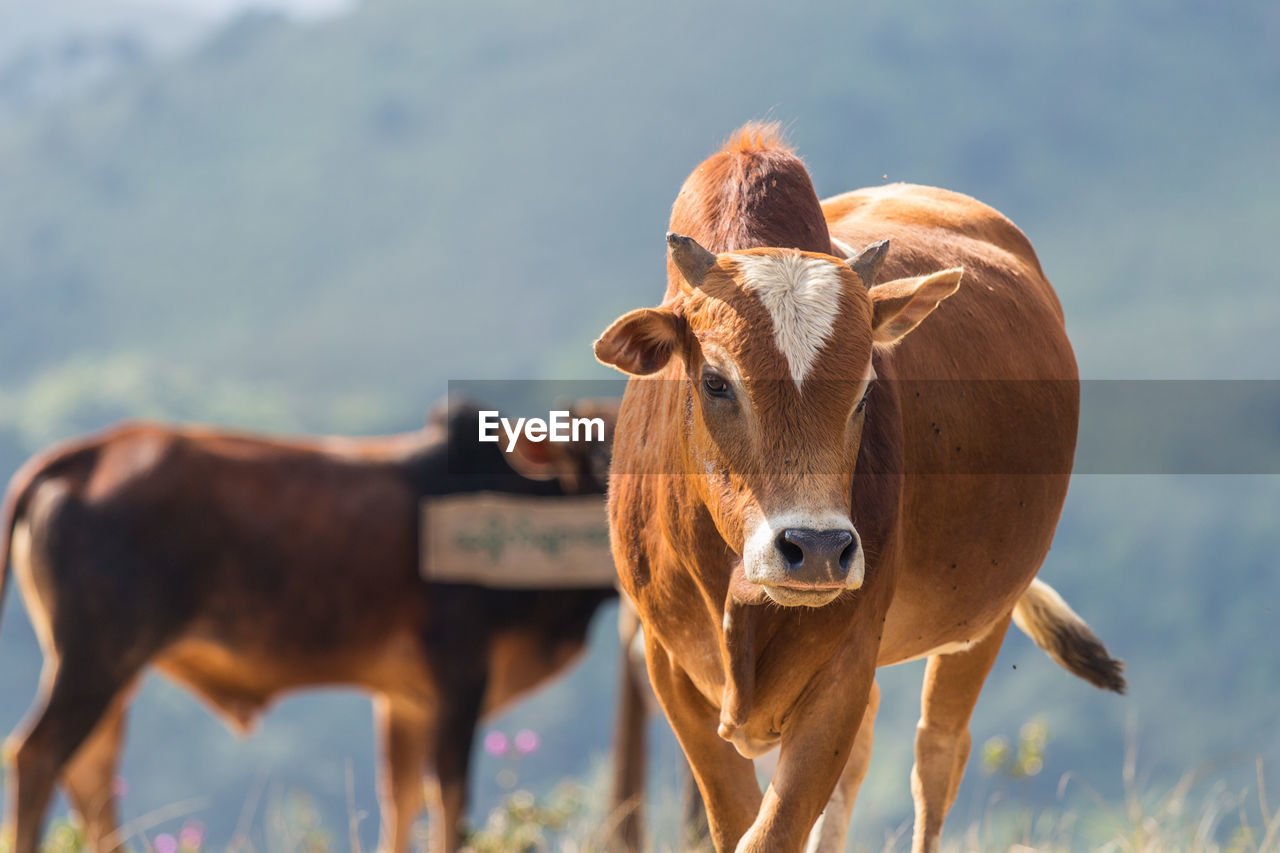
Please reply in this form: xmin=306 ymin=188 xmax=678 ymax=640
xmin=776 ymin=528 xmax=857 ymax=584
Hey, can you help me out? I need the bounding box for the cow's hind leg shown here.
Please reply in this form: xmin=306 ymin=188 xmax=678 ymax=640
xmin=374 ymin=695 xmax=430 ymax=853
xmin=4 ymin=662 xmax=125 ymax=853
xmin=804 ymin=679 xmax=879 ymax=853
xmin=910 ymin=616 xmax=1011 ymax=853
xmin=61 ymin=688 xmax=132 ymax=853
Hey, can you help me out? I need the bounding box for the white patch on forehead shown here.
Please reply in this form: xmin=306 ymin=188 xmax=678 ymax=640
xmin=733 ymin=252 xmax=845 ymax=385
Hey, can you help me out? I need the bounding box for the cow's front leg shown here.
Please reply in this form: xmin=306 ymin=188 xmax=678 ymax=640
xmin=804 ymin=679 xmax=879 ymax=853
xmin=645 ymin=639 xmax=761 ymax=852
xmin=736 ymin=659 xmax=876 ymax=853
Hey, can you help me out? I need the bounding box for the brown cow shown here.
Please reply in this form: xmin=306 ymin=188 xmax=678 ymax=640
xmin=0 ymin=399 xmax=619 ymax=853
xmin=593 ymin=124 xmax=1124 ymax=853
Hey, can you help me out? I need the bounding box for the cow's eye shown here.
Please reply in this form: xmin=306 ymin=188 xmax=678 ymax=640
xmin=855 ymin=382 xmax=874 ymax=414
xmin=703 ymin=373 xmax=732 ymax=398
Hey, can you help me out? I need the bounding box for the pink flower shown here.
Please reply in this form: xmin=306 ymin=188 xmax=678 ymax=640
xmin=514 ymin=729 xmax=539 ymax=755
xmin=154 ymin=833 xmax=178 ymax=853
xmin=179 ymin=820 xmax=205 ymax=850
xmin=483 ymin=731 xmax=509 ymax=757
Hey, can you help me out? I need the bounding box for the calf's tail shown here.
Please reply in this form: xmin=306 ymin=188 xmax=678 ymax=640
xmin=1013 ymin=578 xmax=1126 ymax=693
xmin=0 ymin=482 xmax=16 ymax=635
xmin=0 ymin=468 xmax=37 ymax=637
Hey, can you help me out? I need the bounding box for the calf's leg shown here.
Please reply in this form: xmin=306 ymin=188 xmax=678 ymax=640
xmin=422 ymin=680 xmax=484 ymax=853
xmin=374 ymin=695 xmax=431 ymax=853
xmin=61 ymin=689 xmax=132 ymax=853
xmin=4 ymin=662 xmax=125 ymax=853
xmin=910 ymin=616 xmax=1010 ymax=853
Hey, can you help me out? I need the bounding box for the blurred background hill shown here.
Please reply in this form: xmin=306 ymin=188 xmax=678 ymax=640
xmin=1 ymin=0 xmax=1277 ymax=848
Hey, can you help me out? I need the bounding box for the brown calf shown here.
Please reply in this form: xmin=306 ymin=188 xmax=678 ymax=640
xmin=595 ymin=124 xmax=1124 ymax=852
xmin=0 ymin=399 xmax=619 ymax=853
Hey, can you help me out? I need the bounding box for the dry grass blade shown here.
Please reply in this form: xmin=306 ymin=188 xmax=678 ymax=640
xmin=227 ymin=770 xmax=269 ymax=853
xmin=1259 ymin=758 xmax=1273 ymax=830
xmin=102 ymin=796 xmax=210 ymax=852
xmin=345 ymin=760 xmax=365 ymax=853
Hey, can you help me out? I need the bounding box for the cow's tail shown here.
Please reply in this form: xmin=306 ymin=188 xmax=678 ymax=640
xmin=1013 ymin=578 xmax=1126 ymax=693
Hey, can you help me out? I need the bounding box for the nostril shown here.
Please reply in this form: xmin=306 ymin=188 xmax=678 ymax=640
xmin=839 ymin=537 xmax=858 ymax=571
xmin=776 ymin=531 xmax=805 ymax=568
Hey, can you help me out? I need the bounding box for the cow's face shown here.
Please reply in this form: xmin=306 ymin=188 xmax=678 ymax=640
xmin=596 ymin=236 xmax=961 ymax=607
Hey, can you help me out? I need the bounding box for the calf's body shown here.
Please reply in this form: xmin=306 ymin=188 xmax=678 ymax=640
xmin=0 ymin=401 xmax=615 ymax=853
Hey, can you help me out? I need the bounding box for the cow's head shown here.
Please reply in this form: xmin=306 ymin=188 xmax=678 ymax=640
xmin=505 ymin=398 xmax=620 ymax=494
xmin=595 ymin=235 xmax=961 ymax=607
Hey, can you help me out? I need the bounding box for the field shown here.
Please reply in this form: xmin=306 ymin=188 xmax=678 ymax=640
xmin=5 ymin=748 xmax=1278 ymax=852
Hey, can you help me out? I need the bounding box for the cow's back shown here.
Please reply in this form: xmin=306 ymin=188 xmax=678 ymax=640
xmin=825 ymin=184 xmax=1079 ymax=664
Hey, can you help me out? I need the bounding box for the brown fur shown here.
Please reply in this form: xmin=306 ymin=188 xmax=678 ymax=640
xmin=665 ymin=123 xmax=831 ymax=300
xmin=596 ymin=126 xmax=1122 ymax=852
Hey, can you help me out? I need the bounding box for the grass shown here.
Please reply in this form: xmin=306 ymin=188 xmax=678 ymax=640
xmin=3 ymin=756 xmax=1277 ymax=852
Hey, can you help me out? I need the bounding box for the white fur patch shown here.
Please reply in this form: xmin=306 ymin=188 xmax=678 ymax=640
xmin=733 ymin=253 xmax=845 ymax=385
xmin=895 ymin=638 xmax=979 ymax=665
xmin=742 ymin=509 xmax=864 ymax=592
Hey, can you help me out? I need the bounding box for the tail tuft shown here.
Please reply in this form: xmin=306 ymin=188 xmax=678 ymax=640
xmin=1013 ymin=578 xmax=1126 ymax=694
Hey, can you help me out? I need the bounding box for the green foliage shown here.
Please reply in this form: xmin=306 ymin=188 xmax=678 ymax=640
xmin=260 ymin=791 xmax=333 ymax=853
xmin=982 ymin=717 xmax=1050 ymax=781
xmin=1 ymin=0 xmax=1278 ymax=434
xmin=0 ymin=820 xmax=82 ymax=853
xmin=465 ymin=784 xmax=588 ymax=853
xmin=0 ymin=353 xmax=404 ymax=447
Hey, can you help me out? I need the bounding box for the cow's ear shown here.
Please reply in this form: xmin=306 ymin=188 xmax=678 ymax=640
xmin=594 ymin=307 xmax=685 ymax=375
xmin=870 ymin=268 xmax=963 ymax=345
xmin=506 ymin=434 xmax=561 ymax=480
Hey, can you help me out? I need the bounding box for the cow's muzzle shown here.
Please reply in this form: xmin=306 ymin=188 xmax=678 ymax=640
xmin=742 ymin=513 xmax=865 ymax=607
xmin=776 ymin=527 xmax=857 ymax=585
